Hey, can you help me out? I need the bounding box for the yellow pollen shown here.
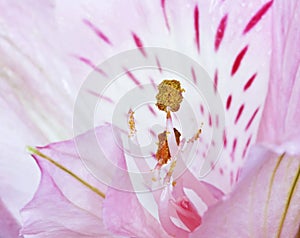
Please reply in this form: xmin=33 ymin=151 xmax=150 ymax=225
xmin=128 ymin=109 xmax=136 ymax=137
xmin=166 ymin=160 xmax=177 ymax=180
xmin=156 ymin=79 xmax=184 ymax=112
xmin=188 ymin=128 xmax=202 ymax=143
xmin=155 ymin=128 xmax=181 ymax=165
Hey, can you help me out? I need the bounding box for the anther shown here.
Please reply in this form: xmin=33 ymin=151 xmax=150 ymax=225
xmin=128 ymin=109 xmax=136 ymax=137
xmin=156 ymin=79 xmax=185 ymax=112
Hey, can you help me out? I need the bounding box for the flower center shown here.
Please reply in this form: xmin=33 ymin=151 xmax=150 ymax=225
xmin=127 ymin=79 xmax=202 ymax=186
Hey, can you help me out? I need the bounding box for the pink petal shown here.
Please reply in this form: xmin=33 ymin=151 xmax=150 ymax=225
xmin=21 ymin=125 xmax=125 ymax=236
xmin=0 ymin=199 xmax=23 ymax=238
xmin=190 ymin=145 xmax=300 ymax=237
xmin=102 ymin=129 xmax=170 ymax=238
xmin=158 ymin=186 xmax=189 ymax=238
xmin=171 ymin=181 xmax=202 ymax=232
xmin=21 ymin=168 xmax=113 ymax=237
xmin=172 ymin=196 xmax=201 ymax=232
xmin=157 ymin=172 xmax=222 ymax=235
xmin=258 ymin=0 xmax=300 ymax=153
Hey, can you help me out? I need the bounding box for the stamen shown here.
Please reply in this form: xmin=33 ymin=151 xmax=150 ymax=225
xmin=155 ymin=128 xmax=181 ymax=166
xmin=156 ymin=80 xmax=185 ymax=112
xmin=164 ymin=160 xmax=177 ymax=184
xmin=128 ymin=109 xmax=136 ymax=137
xmin=188 ymin=128 xmax=202 ymax=143
xmin=152 ymin=80 xmax=186 ymax=184
xmin=166 ymin=113 xmax=181 ymax=157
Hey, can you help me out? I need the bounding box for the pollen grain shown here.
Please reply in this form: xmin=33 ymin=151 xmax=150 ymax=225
xmin=156 ymin=79 xmax=184 ymax=112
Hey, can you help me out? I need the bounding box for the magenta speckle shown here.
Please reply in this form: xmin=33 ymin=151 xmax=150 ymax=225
xmin=76 ymin=56 xmax=107 ymax=76
xmin=215 ymin=14 xmax=228 ymax=51
xmin=148 ymin=105 xmax=157 ymax=116
xmin=194 ymin=5 xmax=200 ymax=53
xmin=161 ymin=0 xmax=170 ymax=31
xmin=214 ymin=70 xmax=218 ymax=93
xmin=245 ymin=107 xmax=259 ymax=131
xmin=156 ymin=56 xmax=162 ymax=73
xmin=235 ymin=104 xmax=245 ymax=124
xmin=219 ymin=168 xmax=224 ymax=175
xmin=124 ymin=68 xmax=143 ymax=89
xmin=242 ymin=136 xmax=252 ymax=158
xmin=200 ymin=104 xmax=204 ymax=115
xmin=208 ymin=113 xmax=212 ymax=127
xmin=83 ymin=19 xmax=112 ymax=45
xmin=226 ymin=95 xmax=232 ymax=110
xmin=231 ymin=46 xmax=248 ymax=76
xmin=132 ymin=33 xmax=147 ymax=57
xmin=191 ymin=67 xmax=197 ymax=84
xmin=223 ymin=129 xmax=227 ymax=148
xmin=86 ymin=90 xmax=114 ymax=104
xmin=244 ymin=73 xmax=257 ymax=91
xmin=243 ymin=1 xmax=273 ymax=34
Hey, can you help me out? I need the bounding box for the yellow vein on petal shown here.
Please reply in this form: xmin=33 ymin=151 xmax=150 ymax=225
xmin=27 ymin=146 xmax=106 ymax=199
xmin=276 ymin=161 xmax=300 ymax=238
xmin=263 ymin=153 xmax=285 ymax=236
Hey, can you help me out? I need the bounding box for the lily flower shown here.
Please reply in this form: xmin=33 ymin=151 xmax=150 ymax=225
xmin=0 ymin=0 xmax=299 ymax=237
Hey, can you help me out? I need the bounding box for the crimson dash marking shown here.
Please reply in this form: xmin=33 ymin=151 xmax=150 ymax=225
xmin=132 ymin=33 xmax=147 ymax=57
xmin=243 ymin=1 xmax=273 ymax=35
xmin=231 ymin=138 xmax=237 ymax=161
xmin=76 ymin=56 xmax=107 ymax=76
xmin=214 ymin=70 xmax=218 ymax=93
xmin=242 ymin=136 xmax=252 ymax=158
xmin=235 ymin=104 xmax=245 ymax=124
xmin=191 ymin=67 xmax=197 ymax=84
xmin=149 ymin=129 xmax=156 ymax=138
xmin=226 ymin=95 xmax=232 ymax=110
xmin=161 ymin=0 xmax=170 ymax=31
xmin=231 ymin=46 xmax=248 ymax=76
xmin=148 ymin=105 xmax=157 ymax=116
xmin=200 ymin=104 xmax=204 ymax=115
xmin=208 ymin=113 xmax=212 ymax=127
xmin=86 ymin=90 xmax=114 ymax=104
xmin=223 ymin=129 xmax=227 ymax=148
xmin=219 ymin=168 xmax=224 ymax=175
xmin=215 ymin=14 xmax=228 ymax=51
xmin=210 ymin=162 xmax=215 ymax=170
xmin=149 ymin=77 xmax=157 ymax=90
xmin=124 ymin=69 xmax=143 ymax=89
xmin=245 ymin=107 xmax=259 ymax=131
xmin=244 ymin=73 xmax=257 ymax=91
xmin=156 ymin=56 xmax=162 ymax=73
xmin=83 ymin=19 xmax=112 ymax=45
xmin=194 ymin=5 xmax=200 ymax=53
